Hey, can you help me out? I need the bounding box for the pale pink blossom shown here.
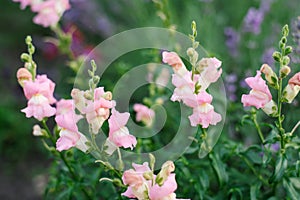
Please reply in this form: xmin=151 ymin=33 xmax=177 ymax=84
xmin=85 ymin=97 xmax=115 ymax=134
xmin=188 ymin=91 xmax=222 ymax=128
xmin=122 ymin=162 xmax=188 ymax=200
xmin=21 ymin=94 xmax=56 ymax=121
xmin=71 ymin=88 xmax=87 ymax=114
xmin=13 ymin=0 xmax=32 ymax=9
xmin=133 ymin=104 xmax=155 ymax=126
xmin=55 ymin=100 xmax=82 ymax=132
xmin=149 ymin=174 xmax=177 ymax=200
xmin=197 ymin=57 xmax=222 ymax=91
xmin=108 ymin=108 xmax=137 ymax=150
xmin=16 ymin=68 xmax=32 ymax=86
xmin=171 ymin=72 xmax=198 ymax=107
xmin=122 ymin=162 xmax=152 ymax=199
xmin=241 ymin=71 xmax=272 ymax=108
xmin=56 ymin=128 xmax=80 ymax=152
xmin=32 ymin=0 xmax=70 ymax=27
xmin=283 ymin=72 xmax=300 ymax=103
xmin=55 ymin=99 xmax=88 ymax=152
xmin=162 ymin=51 xmax=188 ymax=76
xmin=23 ymin=75 xmax=56 ymax=104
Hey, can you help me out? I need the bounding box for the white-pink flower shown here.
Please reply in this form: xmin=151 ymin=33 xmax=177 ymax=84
xmin=171 ymin=72 xmax=197 ymax=107
xmin=197 ymin=57 xmax=222 ymax=91
xmin=21 ymin=74 xmax=56 ymax=121
xmin=108 ymin=108 xmax=137 ymax=150
xmin=13 ymin=0 xmax=32 ymax=9
xmin=122 ymin=162 xmax=189 ymax=200
xmin=162 ymin=51 xmax=188 ymax=76
xmin=241 ymin=71 xmax=272 ymax=109
xmin=133 ymin=104 xmax=155 ymax=126
xmin=31 ymin=0 xmax=70 ymax=27
xmin=188 ymin=91 xmax=222 ymax=128
xmin=55 ymin=99 xmax=88 ymax=152
xmin=85 ymin=92 xmax=115 ymax=134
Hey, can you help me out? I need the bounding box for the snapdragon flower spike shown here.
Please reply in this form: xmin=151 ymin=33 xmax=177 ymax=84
xmin=188 ymin=91 xmax=222 ymax=128
xmin=122 ymin=161 xmax=189 ymax=200
xmin=21 ymin=74 xmax=56 ymax=121
xmin=31 ymin=0 xmax=70 ymax=27
xmin=241 ymin=71 xmax=272 ymax=109
xmin=133 ymin=103 xmax=155 ymax=126
xmin=85 ymin=87 xmax=115 ymax=134
xmin=108 ymin=108 xmax=137 ymax=150
xmin=55 ymin=99 xmax=88 ymax=152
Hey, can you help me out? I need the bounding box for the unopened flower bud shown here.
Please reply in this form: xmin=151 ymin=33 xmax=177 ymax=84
xmin=32 ymin=125 xmax=46 ymax=136
xmin=103 ymin=91 xmax=112 ymax=100
xmin=21 ymin=53 xmax=30 ymax=62
xmin=282 ymin=56 xmax=290 ymax=66
xmin=155 ymin=97 xmax=164 ymax=105
xmin=272 ymin=51 xmax=281 ymax=62
xmin=280 ymin=66 xmax=291 ymax=78
xmin=84 ymin=91 xmax=93 ymax=100
xmin=282 ymin=24 xmax=289 ymax=36
xmin=262 ymin=100 xmax=278 ymax=117
xmin=260 ymin=64 xmax=278 ymax=88
xmin=156 ymin=161 xmax=175 ymax=186
xmin=17 ymin=68 xmax=32 ymax=87
xmin=187 ymin=48 xmax=194 ymax=57
xmin=143 ymin=171 xmax=153 ymax=180
xmin=25 ymin=35 xmax=32 ymax=45
xmin=284 ymin=46 xmax=293 ymax=55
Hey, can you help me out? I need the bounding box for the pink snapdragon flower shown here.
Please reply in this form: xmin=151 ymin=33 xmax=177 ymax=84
xmin=283 ymin=72 xmax=300 ymax=103
xmin=171 ymin=72 xmax=198 ymax=107
xmin=85 ymin=87 xmax=115 ymax=134
xmin=21 ymin=75 xmax=56 ymax=121
xmin=188 ymin=91 xmax=222 ymax=128
xmin=122 ymin=162 xmax=189 ymax=200
xmin=108 ymin=108 xmax=137 ymax=150
xmin=197 ymin=57 xmax=222 ymax=91
xmin=31 ymin=0 xmax=70 ymax=27
xmin=241 ymin=71 xmax=272 ymax=109
xmin=133 ymin=104 xmax=155 ymax=126
xmin=17 ymin=67 xmax=32 ymax=86
xmin=162 ymin=51 xmax=188 ymax=76
xmin=55 ymin=99 xmax=88 ymax=152
xmin=13 ymin=0 xmax=32 ymax=9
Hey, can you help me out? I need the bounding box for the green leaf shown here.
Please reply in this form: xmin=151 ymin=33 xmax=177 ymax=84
xmin=250 ymin=182 xmax=262 ymax=200
xmin=269 ymin=154 xmax=287 ymax=183
xmin=290 ymin=177 xmax=300 ymax=190
xmin=209 ymin=152 xmax=228 ymax=187
xmin=283 ymin=178 xmax=300 ymax=200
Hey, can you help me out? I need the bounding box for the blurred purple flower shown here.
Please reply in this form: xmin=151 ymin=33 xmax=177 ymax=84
xmin=242 ymin=0 xmax=273 ymax=35
xmin=291 ymin=16 xmax=300 ymax=63
xmin=224 ymin=27 xmax=240 ymax=57
xmin=262 ymin=47 xmax=275 ymax=66
xmin=225 ymin=73 xmax=238 ymax=101
xmin=243 ymin=8 xmax=264 ymax=35
xmin=63 ymin=0 xmax=115 ymax=37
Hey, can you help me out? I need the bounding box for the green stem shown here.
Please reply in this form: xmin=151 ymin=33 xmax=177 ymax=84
xmin=240 ymin=155 xmax=269 ymax=186
xmin=41 ymin=120 xmax=93 ymax=199
xmin=251 ymin=112 xmax=265 ymax=143
xmin=290 ymin=121 xmax=300 ymax=135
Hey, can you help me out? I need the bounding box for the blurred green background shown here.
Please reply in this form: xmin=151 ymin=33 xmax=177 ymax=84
xmin=1 ymin=0 xmax=300 ymax=199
